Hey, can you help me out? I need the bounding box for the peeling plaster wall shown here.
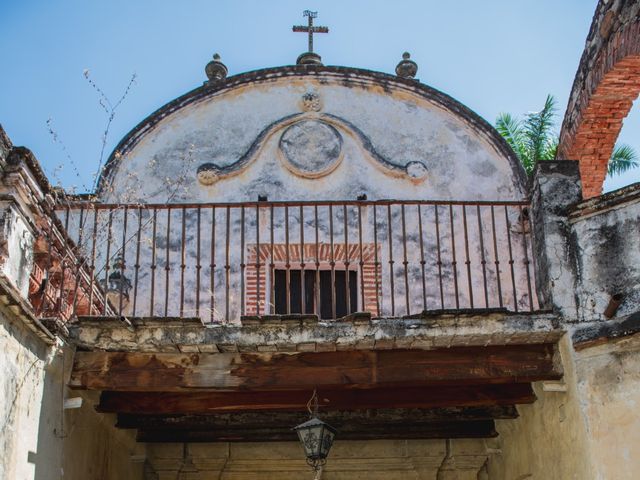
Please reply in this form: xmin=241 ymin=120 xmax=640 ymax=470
xmin=0 ymin=311 xmax=143 ymax=480
xmin=574 ymin=334 xmax=640 ymax=480
xmin=570 ymin=186 xmax=640 ymax=322
xmin=101 ymin=74 xmax=525 ymax=204
xmin=0 ymin=308 xmax=52 ymax=480
xmin=488 ymin=335 xmax=595 ymax=480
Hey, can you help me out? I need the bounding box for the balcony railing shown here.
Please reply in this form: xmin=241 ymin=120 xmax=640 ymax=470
xmin=31 ymin=199 xmax=538 ymax=324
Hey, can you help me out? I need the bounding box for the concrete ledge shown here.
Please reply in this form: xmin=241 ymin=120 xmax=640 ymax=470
xmin=67 ymin=311 xmax=563 ymax=353
xmin=0 ymin=274 xmax=55 ymax=344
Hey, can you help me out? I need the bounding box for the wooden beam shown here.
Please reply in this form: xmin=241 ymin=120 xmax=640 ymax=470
xmin=116 ymin=406 xmax=518 ymax=430
xmin=135 ymin=419 xmax=498 ymax=442
xmin=97 ymin=384 xmax=536 ymax=414
xmin=71 ymin=344 xmax=561 ymax=392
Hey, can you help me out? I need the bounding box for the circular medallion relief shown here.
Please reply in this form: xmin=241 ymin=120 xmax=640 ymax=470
xmin=279 ymin=120 xmax=343 ymax=178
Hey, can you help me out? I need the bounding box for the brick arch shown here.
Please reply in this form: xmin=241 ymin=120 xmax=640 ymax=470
xmin=558 ymin=1 xmax=640 ymax=198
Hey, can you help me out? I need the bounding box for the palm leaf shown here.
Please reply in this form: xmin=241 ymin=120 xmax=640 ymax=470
xmin=523 ymin=94 xmax=557 ymax=163
xmin=608 ymin=144 xmax=639 ymax=176
xmin=495 ymin=113 xmax=531 ymax=173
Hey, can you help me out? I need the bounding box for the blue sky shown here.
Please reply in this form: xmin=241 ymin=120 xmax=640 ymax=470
xmin=1 ymin=0 xmax=638 ymax=193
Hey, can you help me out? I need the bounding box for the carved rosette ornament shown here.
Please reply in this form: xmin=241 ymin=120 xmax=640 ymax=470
xmin=396 ymin=52 xmax=418 ymax=79
xmin=197 ymin=163 xmax=220 ymax=185
xmin=301 ymin=91 xmax=322 ymax=112
xmin=405 ymin=161 xmax=428 ymax=180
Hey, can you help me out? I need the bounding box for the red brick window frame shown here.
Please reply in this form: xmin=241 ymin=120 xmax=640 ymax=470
xmin=246 ymin=243 xmax=380 ymax=317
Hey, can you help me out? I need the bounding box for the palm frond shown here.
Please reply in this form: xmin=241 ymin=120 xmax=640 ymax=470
xmin=495 ymin=113 xmax=531 ymax=172
xmin=542 ymin=136 xmax=559 ymax=163
xmin=523 ymin=94 xmax=557 ymax=163
xmin=608 ymin=143 xmax=639 ymax=176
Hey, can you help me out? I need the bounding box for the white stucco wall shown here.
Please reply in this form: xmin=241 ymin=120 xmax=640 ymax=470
xmin=0 ymin=313 xmax=143 ymax=480
xmin=100 ymin=72 xmax=525 ymax=204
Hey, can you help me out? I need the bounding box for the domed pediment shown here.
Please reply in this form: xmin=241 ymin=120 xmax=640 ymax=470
xmin=98 ymin=66 xmax=526 ymax=203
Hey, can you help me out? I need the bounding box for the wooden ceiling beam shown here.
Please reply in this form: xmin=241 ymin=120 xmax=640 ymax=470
xmin=115 ymin=405 xmax=519 ymax=430
xmin=97 ymin=384 xmax=536 ymax=414
xmin=135 ymin=419 xmax=498 ymax=443
xmin=71 ymin=344 xmax=561 ymax=392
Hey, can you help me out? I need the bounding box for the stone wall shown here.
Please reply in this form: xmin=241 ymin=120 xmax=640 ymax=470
xmin=0 ymin=306 xmax=144 ymax=480
xmin=574 ymin=333 xmax=640 ymax=480
xmin=488 ymin=336 xmax=594 ymax=479
xmin=145 ymin=438 xmax=491 ymax=479
xmin=570 ymin=182 xmax=640 ymax=323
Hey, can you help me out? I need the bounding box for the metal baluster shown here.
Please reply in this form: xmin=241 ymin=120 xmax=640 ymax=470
xmin=329 ymin=205 xmax=336 ymax=319
xmin=387 ymin=204 xmax=395 ymax=317
xmin=102 ymin=208 xmax=113 ymax=315
xmin=314 ymin=205 xmax=320 ymax=317
xmin=72 ymin=206 xmax=85 ymax=316
xmin=462 ymin=205 xmax=473 ymax=309
xmin=504 ymin=206 xmax=518 ymax=312
xmin=417 ymin=204 xmax=427 ymax=312
xmin=357 ymin=203 xmax=365 ymax=313
xmin=195 ymin=207 xmax=201 ymax=317
xmin=225 ymin=206 xmax=231 ymax=323
xmin=240 ymin=206 xmax=246 ymax=317
xmin=300 ymin=205 xmax=305 ymax=314
xmin=132 ymin=207 xmax=142 ymax=316
xmin=118 ymin=206 xmax=128 ymax=316
xmin=449 ymin=205 xmax=460 ymax=310
xmin=373 ymin=204 xmax=381 ymax=316
xmin=490 ymin=206 xmax=503 ymax=309
xmin=269 ymin=205 xmax=275 ymax=314
xmin=519 ymin=205 xmax=534 ymax=311
xmin=285 ymin=205 xmax=291 ymax=315
xmin=149 ymin=208 xmax=157 ymax=317
xmin=88 ymin=208 xmax=98 ymax=315
xmin=401 ymin=204 xmax=410 ymax=316
xmin=58 ymin=207 xmax=71 ymax=318
xmin=164 ymin=208 xmax=171 ymax=317
xmin=343 ymin=204 xmax=351 ymax=315
xmin=434 ymin=205 xmax=444 ymax=309
xmin=477 ymin=205 xmax=489 ymax=308
xmin=179 ymin=207 xmax=187 ymax=317
xmin=255 ymin=204 xmax=261 ymax=316
xmin=210 ymin=207 xmax=216 ymax=323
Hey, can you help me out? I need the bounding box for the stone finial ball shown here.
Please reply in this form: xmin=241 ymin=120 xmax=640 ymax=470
xmin=396 ymin=51 xmax=418 ymax=79
xmin=205 ymin=53 xmax=228 ymax=84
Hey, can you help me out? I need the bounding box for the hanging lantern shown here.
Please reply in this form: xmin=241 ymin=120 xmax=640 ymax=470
xmin=293 ymin=390 xmax=337 ymax=471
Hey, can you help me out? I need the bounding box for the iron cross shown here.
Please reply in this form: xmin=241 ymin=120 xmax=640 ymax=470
xmin=292 ymin=10 xmax=328 ymax=53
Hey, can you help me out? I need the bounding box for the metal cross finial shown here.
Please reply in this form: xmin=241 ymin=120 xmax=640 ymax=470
xmin=292 ymin=10 xmax=329 ymax=53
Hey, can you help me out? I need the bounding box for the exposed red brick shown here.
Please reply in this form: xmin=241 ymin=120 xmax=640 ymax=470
xmin=558 ymin=0 xmax=640 ymax=198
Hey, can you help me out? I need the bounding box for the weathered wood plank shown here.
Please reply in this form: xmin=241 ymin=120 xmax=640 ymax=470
xmin=116 ymin=405 xmax=518 ymax=432
xmin=135 ymin=419 xmax=498 ymax=442
xmin=115 ymin=406 xmax=519 ymax=430
xmin=71 ymin=344 xmax=561 ymax=392
xmin=98 ymin=384 xmax=536 ymax=414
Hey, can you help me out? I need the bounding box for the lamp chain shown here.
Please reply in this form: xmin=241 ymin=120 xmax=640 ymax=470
xmin=306 ymin=388 xmax=319 ymax=418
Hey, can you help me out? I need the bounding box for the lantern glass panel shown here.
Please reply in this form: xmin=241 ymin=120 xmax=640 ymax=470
xmin=320 ymin=426 xmax=335 ymax=457
xmin=294 ymin=417 xmax=337 ymax=461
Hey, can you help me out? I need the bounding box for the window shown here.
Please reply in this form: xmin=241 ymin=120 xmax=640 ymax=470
xmin=274 ymin=269 xmax=357 ymax=318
